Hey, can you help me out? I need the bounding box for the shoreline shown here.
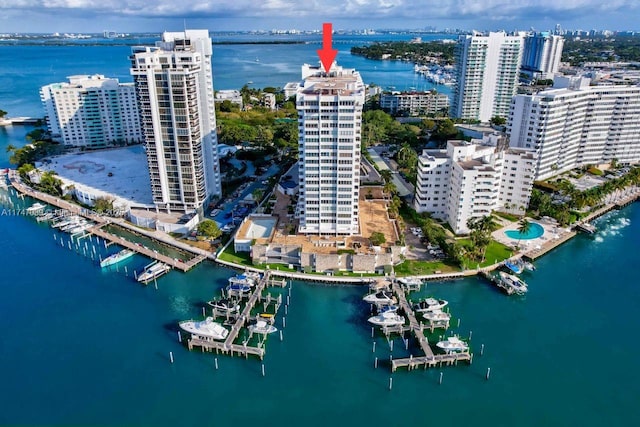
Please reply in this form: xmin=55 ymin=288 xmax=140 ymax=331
xmin=5 ymin=167 xmax=639 ymax=285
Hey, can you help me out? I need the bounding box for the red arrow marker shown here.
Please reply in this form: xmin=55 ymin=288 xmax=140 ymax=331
xmin=317 ymin=22 xmax=337 ymax=73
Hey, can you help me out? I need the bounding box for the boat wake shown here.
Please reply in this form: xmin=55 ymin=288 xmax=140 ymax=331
xmin=594 ymin=217 xmax=631 ymax=242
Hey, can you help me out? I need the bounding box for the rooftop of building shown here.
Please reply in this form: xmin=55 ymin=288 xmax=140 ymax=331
xmin=37 ymin=145 xmax=153 ymax=208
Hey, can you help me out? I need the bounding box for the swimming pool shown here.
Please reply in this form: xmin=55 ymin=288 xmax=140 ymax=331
xmin=504 ymin=222 xmax=545 ymax=240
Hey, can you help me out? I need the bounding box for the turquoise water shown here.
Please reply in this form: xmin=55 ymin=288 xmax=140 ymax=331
xmin=505 ymin=222 xmax=545 ymax=240
xmin=2 ymin=38 xmax=640 ymax=426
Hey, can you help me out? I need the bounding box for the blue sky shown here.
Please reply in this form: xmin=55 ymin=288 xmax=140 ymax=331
xmin=1 ymin=1 xmax=638 ymax=33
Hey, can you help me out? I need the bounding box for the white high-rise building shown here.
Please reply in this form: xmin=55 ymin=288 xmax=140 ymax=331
xmin=296 ymin=63 xmax=365 ymax=235
xmin=451 ymin=32 xmax=525 ymax=122
xmin=130 ymin=30 xmax=221 ymax=214
xmin=521 ymin=32 xmax=564 ymax=80
xmin=508 ymin=76 xmax=640 ymax=180
xmin=414 ymin=138 xmax=536 ymax=234
xmin=40 ymin=75 xmax=142 ymax=147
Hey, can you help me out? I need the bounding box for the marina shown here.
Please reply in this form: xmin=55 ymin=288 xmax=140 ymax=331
xmin=185 ymin=270 xmax=287 ymax=360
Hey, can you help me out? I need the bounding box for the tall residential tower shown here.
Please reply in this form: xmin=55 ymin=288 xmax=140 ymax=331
xmin=521 ymin=32 xmax=564 ymax=80
xmin=451 ymin=31 xmax=524 ymax=122
xmin=296 ymin=63 xmax=365 ymax=235
xmin=130 ymin=30 xmax=221 ymax=214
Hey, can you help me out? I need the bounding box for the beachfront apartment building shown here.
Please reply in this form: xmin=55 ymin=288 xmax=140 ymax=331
xmin=451 ymin=31 xmax=524 ymax=123
xmin=40 ymin=75 xmax=142 ymax=148
xmin=130 ymin=30 xmax=221 ymax=214
xmin=414 ymin=138 xmax=536 ymax=234
xmin=521 ymin=32 xmax=564 ymax=80
xmin=379 ymin=91 xmax=449 ymax=116
xmin=296 ymin=63 xmax=365 ymax=235
xmin=507 ymin=76 xmax=640 ymax=180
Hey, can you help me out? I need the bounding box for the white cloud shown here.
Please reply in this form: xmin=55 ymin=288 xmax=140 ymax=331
xmin=0 ymin=0 xmax=638 ymax=29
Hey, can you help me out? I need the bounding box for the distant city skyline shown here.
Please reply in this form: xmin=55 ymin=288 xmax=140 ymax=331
xmin=1 ymin=1 xmax=639 ymax=34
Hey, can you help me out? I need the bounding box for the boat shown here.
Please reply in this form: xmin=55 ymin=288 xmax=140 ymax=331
xmin=421 ymin=308 xmax=451 ymax=323
xmin=436 ymin=336 xmax=469 ymax=353
xmin=504 ymin=259 xmax=523 ymax=275
xmin=367 ymin=311 xmax=405 ymax=327
xmin=137 ymin=262 xmax=171 ymax=283
xmin=52 ymin=216 xmax=80 ymax=229
xmin=248 ymin=320 xmax=277 ymax=335
xmin=26 ymin=202 xmax=46 ymax=214
xmin=413 ymin=297 xmax=448 ymax=313
xmin=179 ymin=317 xmax=229 ymax=340
xmin=66 ymin=222 xmax=91 ymax=234
xmin=520 ymin=259 xmax=536 ymax=272
xmin=498 ymin=271 xmax=528 ymax=295
xmin=397 ymin=277 xmax=422 ymax=287
xmin=100 ymin=249 xmax=135 ymax=268
xmin=226 ymin=282 xmax=252 ymax=296
xmin=377 ymin=304 xmax=399 ymax=314
xmin=207 ymin=298 xmax=241 ymax=314
xmin=228 ymin=272 xmax=259 ymax=288
xmin=362 ymin=290 xmax=395 ymax=305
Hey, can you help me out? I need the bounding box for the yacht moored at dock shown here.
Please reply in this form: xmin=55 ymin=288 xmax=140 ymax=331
xmin=436 ymin=336 xmax=469 ymax=353
xmin=100 ymin=249 xmax=135 ymax=268
xmin=363 ymin=290 xmax=396 ymax=305
xmin=137 ymin=262 xmax=171 ymax=284
xmin=413 ymin=297 xmax=448 ymax=313
xmin=179 ymin=317 xmax=229 ymax=341
xmin=26 ymin=202 xmax=47 ymax=214
xmin=368 ymin=311 xmax=405 ymax=327
xmin=207 ymin=298 xmax=241 ymax=314
xmin=248 ymin=320 xmax=278 ymax=335
xmin=497 ymin=271 xmax=528 ymax=295
xmin=421 ymin=308 xmax=451 ymax=322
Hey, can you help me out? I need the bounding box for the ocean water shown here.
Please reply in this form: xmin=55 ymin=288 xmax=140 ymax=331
xmin=0 ymin=33 xmax=453 ymax=118
xmin=0 ymin=185 xmax=639 ymax=426
xmin=1 ymin=35 xmax=640 ymax=426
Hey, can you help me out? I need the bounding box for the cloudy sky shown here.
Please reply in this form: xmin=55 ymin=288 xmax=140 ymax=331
xmin=1 ymin=0 xmax=638 ymax=33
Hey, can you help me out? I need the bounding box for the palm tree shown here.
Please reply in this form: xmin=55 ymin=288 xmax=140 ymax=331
xmin=517 ymin=218 xmax=531 ymax=249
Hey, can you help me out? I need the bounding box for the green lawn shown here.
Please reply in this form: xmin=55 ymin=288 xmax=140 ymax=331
xmin=458 ymin=239 xmax=513 ymax=268
xmin=393 ymin=259 xmax=460 ymax=276
xmin=217 ymin=246 xmax=253 ymax=266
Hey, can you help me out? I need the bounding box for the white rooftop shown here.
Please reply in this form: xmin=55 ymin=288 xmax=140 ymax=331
xmin=38 ymin=145 xmax=153 ymax=208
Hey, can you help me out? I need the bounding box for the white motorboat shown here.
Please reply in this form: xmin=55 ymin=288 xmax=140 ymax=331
xmin=377 ymin=304 xmax=399 ymax=314
xmin=137 ymin=262 xmax=171 ymax=283
xmin=26 ymin=202 xmax=47 ymax=214
xmin=498 ymin=272 xmax=528 ymax=295
xmin=421 ymin=308 xmax=451 ymax=322
xmin=398 ymin=277 xmax=422 ymax=286
xmin=413 ymin=297 xmax=448 ymax=313
xmin=367 ymin=311 xmax=405 ymax=327
xmin=179 ymin=317 xmax=229 ymax=340
xmin=52 ymin=216 xmax=80 ymax=229
xmin=248 ymin=320 xmax=278 ymax=335
xmin=100 ymin=249 xmax=135 ymax=268
xmin=207 ymin=298 xmax=241 ymax=314
xmin=228 ymin=272 xmax=259 ymax=288
xmin=436 ymin=336 xmax=469 ymax=353
xmin=363 ymin=290 xmax=395 ymax=305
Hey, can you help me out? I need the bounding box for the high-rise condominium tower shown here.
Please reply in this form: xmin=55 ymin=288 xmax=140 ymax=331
xmin=41 ymin=74 xmax=142 ymax=148
xmin=296 ymin=63 xmax=365 ymax=235
xmin=521 ymin=32 xmax=564 ymax=80
xmin=451 ymin=31 xmax=524 ymax=122
xmin=130 ymin=30 xmax=220 ymax=214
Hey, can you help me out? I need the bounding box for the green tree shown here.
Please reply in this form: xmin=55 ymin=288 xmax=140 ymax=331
xmin=197 ymin=219 xmax=222 ymax=240
xmin=93 ymin=197 xmax=114 ymax=214
xmin=370 ymin=231 xmax=386 ymax=246
xmin=517 ymin=218 xmax=531 ymax=248
xmin=0 ymin=109 xmax=7 ymax=119
xmin=431 ymin=118 xmax=458 ymax=141
xmin=490 ymin=116 xmax=506 ymax=126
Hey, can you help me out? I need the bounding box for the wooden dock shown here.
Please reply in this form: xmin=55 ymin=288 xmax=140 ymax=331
xmin=8 ymin=169 xmax=209 ymax=272
xmin=388 ymin=280 xmax=472 ymax=372
xmin=187 ymin=271 xmax=277 ymax=359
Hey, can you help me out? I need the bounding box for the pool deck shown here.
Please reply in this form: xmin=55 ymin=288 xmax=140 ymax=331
xmin=492 ymin=219 xmax=571 ymax=254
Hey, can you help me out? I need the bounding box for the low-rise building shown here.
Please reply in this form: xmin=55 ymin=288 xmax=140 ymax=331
xmin=414 ymin=138 xmax=536 ymax=234
xmin=379 ymin=91 xmax=449 ymax=116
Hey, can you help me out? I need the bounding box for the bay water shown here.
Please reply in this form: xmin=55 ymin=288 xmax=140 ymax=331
xmin=0 ymin=33 xmax=639 ymax=426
